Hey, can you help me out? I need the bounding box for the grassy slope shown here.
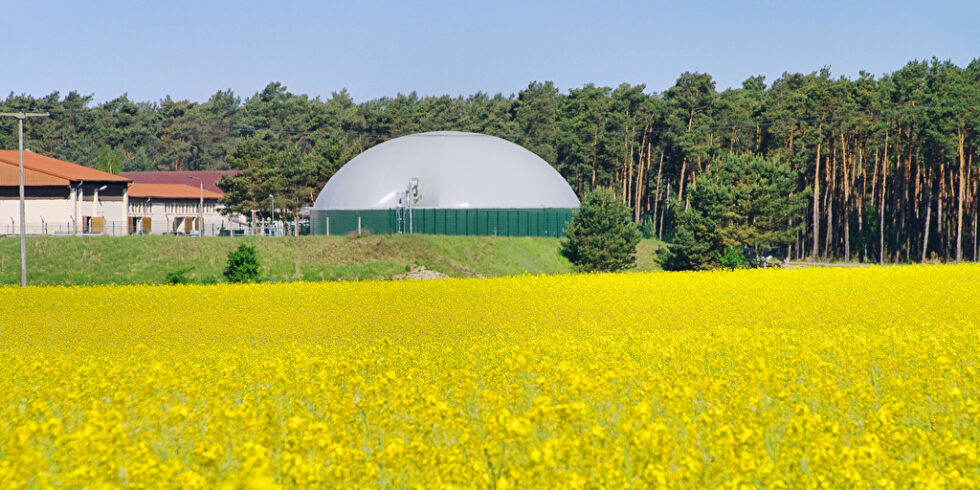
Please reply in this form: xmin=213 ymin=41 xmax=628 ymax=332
xmin=0 ymin=235 xmax=665 ymax=285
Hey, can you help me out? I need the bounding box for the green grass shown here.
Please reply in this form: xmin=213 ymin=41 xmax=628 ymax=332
xmin=0 ymin=234 xmax=665 ymax=285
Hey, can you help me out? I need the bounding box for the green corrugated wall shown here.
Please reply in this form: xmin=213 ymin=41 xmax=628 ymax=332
xmin=310 ymin=208 xmax=575 ymax=237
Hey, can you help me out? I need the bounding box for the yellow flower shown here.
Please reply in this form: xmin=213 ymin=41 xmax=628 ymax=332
xmin=0 ymin=265 xmax=977 ymax=487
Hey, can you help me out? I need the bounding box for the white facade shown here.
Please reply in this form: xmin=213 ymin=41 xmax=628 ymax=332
xmin=127 ymin=199 xmax=242 ymax=235
xmin=1 ymin=184 xmax=129 ymax=236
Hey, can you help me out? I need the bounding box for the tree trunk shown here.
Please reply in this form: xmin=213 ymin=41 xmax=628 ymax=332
xmin=812 ymin=140 xmax=821 ymax=262
xmin=842 ymin=133 xmax=850 ymax=262
xmin=659 ymin=183 xmax=670 ymax=240
xmin=938 ymin=162 xmax=945 ymax=258
xmin=623 ymin=145 xmax=631 ymax=205
xmin=921 ymin=168 xmax=931 ymax=262
xmin=956 ymin=128 xmax=966 ymax=262
xmin=677 ymin=159 xmax=688 ymax=203
xmin=904 ymin=140 xmax=912 ymax=260
xmin=825 ymin=150 xmax=836 ymax=257
xmin=859 ymin=143 xmax=866 ymax=261
xmin=973 ymin=167 xmax=979 ymax=261
xmin=675 ymin=106 xmax=702 ymax=211
xmin=651 ymin=150 xmax=664 ymax=229
xmin=689 ymin=154 xmax=701 ymax=210
xmin=879 ymin=131 xmax=889 ymax=265
xmin=633 ymin=141 xmax=647 ymax=222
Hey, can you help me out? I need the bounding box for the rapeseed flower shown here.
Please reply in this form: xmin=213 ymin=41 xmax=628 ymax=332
xmin=0 ymin=265 xmax=978 ymax=486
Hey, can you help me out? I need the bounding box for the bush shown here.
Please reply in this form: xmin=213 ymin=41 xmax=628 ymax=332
xmin=224 ymin=243 xmax=261 ymax=283
xmin=560 ymin=188 xmax=641 ymax=273
xmin=164 ymin=267 xmax=193 ymax=285
xmin=716 ymin=246 xmax=746 ymax=270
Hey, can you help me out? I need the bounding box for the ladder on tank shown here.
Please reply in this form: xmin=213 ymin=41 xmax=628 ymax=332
xmin=396 ymin=178 xmax=422 ymax=234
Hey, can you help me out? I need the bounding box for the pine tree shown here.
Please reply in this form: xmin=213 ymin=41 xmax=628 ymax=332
xmin=224 ymin=243 xmax=261 ymax=283
xmin=560 ymin=188 xmax=641 ymax=272
xmin=661 ymin=154 xmax=806 ymax=270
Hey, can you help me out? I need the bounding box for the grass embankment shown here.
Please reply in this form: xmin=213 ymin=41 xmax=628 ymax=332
xmin=0 ymin=235 xmax=664 ymax=285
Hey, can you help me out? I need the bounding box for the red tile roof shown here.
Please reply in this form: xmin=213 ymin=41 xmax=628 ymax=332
xmin=0 ymin=150 xmax=131 ymax=184
xmin=121 ymin=170 xmax=240 ymax=195
xmin=128 ymin=183 xmax=223 ymax=199
xmin=0 ymin=161 xmax=68 ymax=186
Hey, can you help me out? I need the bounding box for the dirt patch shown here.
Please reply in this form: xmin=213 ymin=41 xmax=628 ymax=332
xmin=392 ymin=265 xmax=449 ymax=280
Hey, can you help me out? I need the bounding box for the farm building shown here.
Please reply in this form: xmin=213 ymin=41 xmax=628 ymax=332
xmin=0 ymin=150 xmax=131 ymax=235
xmin=125 ymin=182 xmax=223 ymax=235
xmin=122 ymin=171 xmax=243 ymax=235
xmin=0 ymin=151 xmax=249 ymax=236
xmin=311 ymin=131 xmax=580 ymax=236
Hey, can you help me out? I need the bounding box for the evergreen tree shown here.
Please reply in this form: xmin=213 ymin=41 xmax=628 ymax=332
xmin=224 ymin=243 xmax=260 ymax=283
xmin=662 ymin=154 xmax=806 ymax=270
xmin=560 ymin=188 xmax=640 ymax=272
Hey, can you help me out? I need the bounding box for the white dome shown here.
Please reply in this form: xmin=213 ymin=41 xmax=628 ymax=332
xmin=313 ymin=131 xmax=580 ymax=210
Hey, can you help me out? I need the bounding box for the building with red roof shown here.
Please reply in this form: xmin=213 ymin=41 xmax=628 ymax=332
xmin=0 ymin=150 xmax=131 ymax=235
xmin=1 ymin=152 xmax=246 ymax=236
xmin=121 ymin=171 xmax=243 ymax=235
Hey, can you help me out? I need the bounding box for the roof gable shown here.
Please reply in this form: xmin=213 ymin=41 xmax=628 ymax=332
xmin=0 ymin=150 xmax=130 ymax=183
xmin=0 ymin=161 xmax=69 ymax=186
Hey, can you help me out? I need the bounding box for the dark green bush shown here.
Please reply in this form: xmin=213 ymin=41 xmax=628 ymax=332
xmin=716 ymin=246 xmax=746 ymax=270
xmin=224 ymin=243 xmax=260 ymax=283
xmin=164 ymin=267 xmax=193 ymax=285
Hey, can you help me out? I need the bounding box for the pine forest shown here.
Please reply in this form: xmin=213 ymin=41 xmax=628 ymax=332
xmin=2 ymin=58 xmax=979 ymax=263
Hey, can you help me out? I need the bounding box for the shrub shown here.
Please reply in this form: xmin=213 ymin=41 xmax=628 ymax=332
xmin=716 ymin=246 xmax=746 ymax=270
xmin=164 ymin=267 xmax=193 ymax=285
xmin=224 ymin=243 xmax=260 ymax=283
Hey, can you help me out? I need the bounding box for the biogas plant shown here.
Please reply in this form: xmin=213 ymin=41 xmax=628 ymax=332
xmin=310 ymin=131 xmax=580 ymax=236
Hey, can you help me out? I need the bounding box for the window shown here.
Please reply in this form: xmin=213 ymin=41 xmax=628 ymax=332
xmin=129 ymin=201 xmax=151 ymax=215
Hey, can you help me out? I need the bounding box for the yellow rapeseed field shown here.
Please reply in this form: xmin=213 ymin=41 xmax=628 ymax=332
xmin=1 ymin=265 xmax=979 ymax=488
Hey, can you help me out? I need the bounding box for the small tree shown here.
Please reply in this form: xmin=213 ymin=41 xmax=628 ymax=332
xmin=560 ymin=188 xmax=641 ymax=272
xmin=224 ymin=243 xmax=260 ymax=283
xmin=164 ymin=267 xmax=193 ymax=285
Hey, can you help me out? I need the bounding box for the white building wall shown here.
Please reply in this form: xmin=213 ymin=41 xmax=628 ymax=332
xmin=0 ymin=199 xmax=77 ymax=235
xmin=1 ymin=192 xmax=247 ymax=236
xmin=0 ymin=197 xmax=132 ymax=235
xmin=128 ymin=200 xmax=245 ymax=235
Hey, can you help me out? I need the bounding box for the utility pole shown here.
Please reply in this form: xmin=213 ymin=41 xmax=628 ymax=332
xmin=1 ymin=112 xmax=50 ymax=287
xmin=269 ymin=194 xmax=275 ymax=236
xmin=187 ymin=175 xmax=204 ymax=238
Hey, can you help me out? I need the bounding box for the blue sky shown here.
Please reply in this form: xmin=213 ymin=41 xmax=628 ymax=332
xmin=3 ymin=0 xmax=977 ymax=104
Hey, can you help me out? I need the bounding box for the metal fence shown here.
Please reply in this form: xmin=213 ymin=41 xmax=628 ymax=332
xmin=0 ymin=221 xmax=298 ymax=237
xmin=310 ymin=208 xmax=575 ymax=237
